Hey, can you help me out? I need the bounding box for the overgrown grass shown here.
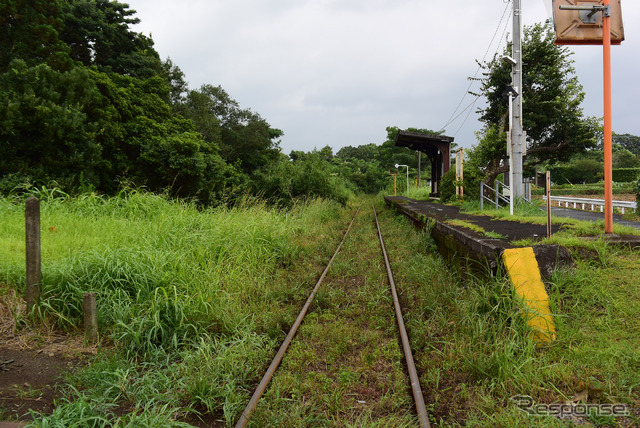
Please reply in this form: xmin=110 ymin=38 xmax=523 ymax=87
xmin=406 ymin=185 xmax=432 ymax=200
xmin=248 ymin=199 xmax=417 ymax=426
xmin=461 ymin=197 xmax=640 ymax=240
xmin=3 ymin=190 xmax=639 ymax=426
xmin=1 ymin=189 xmax=350 ymax=425
xmin=381 ymin=196 xmax=640 ymax=426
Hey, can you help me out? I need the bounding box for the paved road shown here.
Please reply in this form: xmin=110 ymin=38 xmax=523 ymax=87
xmin=550 ymin=207 xmax=640 ymax=230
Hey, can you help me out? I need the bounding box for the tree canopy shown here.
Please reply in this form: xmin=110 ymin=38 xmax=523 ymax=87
xmin=0 ymin=0 xmax=275 ymax=204
xmin=0 ymin=0 xmax=473 ymax=205
xmin=471 ymin=22 xmax=598 ymax=184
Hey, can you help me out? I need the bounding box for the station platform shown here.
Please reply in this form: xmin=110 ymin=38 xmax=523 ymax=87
xmin=385 ymin=196 xmax=640 ymax=343
xmin=386 ymin=197 xmax=559 ymax=241
xmin=384 ymin=196 xmax=640 ymax=278
xmin=386 ymin=196 xmax=640 ymax=242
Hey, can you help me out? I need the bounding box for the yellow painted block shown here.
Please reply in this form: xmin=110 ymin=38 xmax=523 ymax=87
xmin=502 ymin=247 xmax=557 ymax=343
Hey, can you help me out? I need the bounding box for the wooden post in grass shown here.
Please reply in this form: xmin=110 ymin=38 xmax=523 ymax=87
xmin=546 ymin=171 xmax=552 ymax=238
xmin=25 ymin=196 xmax=41 ymax=310
xmin=83 ymin=293 xmax=98 ymax=343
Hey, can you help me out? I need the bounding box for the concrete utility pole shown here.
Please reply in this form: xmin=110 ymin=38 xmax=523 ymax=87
xmin=511 ymin=0 xmax=525 ymax=200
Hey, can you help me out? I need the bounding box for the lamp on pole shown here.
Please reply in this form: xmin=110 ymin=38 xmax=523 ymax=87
xmin=395 ymin=164 xmax=409 ymax=196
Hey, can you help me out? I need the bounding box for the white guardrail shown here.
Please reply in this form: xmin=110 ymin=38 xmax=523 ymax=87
xmin=542 ymin=195 xmax=637 ymax=214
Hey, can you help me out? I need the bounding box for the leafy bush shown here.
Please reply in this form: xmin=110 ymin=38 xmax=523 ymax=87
xmin=460 ymin=163 xmax=484 ymax=201
xmin=253 ymin=154 xmax=353 ymax=206
xmin=439 ymin=168 xmax=457 ymax=202
xmin=635 ymin=175 xmax=640 ymax=202
xmin=549 ymin=158 xmax=603 ymax=184
xmin=613 ymin=168 xmax=640 ymax=183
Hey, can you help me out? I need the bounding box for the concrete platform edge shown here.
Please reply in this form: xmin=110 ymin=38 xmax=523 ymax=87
xmin=383 ymin=196 xmax=572 ymax=280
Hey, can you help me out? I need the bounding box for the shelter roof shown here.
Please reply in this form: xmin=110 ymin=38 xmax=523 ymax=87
xmin=394 ymin=131 xmax=454 ymax=155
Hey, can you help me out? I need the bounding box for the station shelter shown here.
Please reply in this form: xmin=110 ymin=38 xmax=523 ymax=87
xmin=394 ymin=130 xmax=454 ymax=196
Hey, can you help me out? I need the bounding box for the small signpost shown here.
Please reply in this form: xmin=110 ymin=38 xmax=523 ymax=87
xmin=552 ymin=0 xmax=625 ymax=234
xmin=395 ymin=164 xmax=409 ymax=196
xmin=389 ymin=170 xmax=398 ymax=196
xmin=546 ymin=171 xmax=552 ymax=238
xmin=455 ymin=148 xmax=464 ymax=200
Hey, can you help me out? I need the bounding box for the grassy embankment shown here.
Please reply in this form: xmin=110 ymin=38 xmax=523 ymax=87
xmin=1 ymin=191 xmax=639 ymax=426
xmin=391 ymin=189 xmax=640 ymax=425
xmin=1 ymin=190 xmax=349 ymax=425
xmin=383 ymin=199 xmax=640 ymax=426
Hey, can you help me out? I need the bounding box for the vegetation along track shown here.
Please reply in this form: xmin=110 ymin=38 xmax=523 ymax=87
xmin=235 ymin=201 xmax=431 ymax=427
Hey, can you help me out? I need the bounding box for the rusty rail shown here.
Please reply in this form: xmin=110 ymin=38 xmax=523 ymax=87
xmin=373 ymin=201 xmax=431 ymax=428
xmin=234 ymin=202 xmax=431 ymax=427
xmin=234 ymin=204 xmax=362 ymax=428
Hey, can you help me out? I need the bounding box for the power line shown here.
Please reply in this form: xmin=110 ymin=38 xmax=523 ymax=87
xmin=438 ymin=1 xmax=512 ymax=134
xmin=453 ymin=96 xmax=481 ymax=137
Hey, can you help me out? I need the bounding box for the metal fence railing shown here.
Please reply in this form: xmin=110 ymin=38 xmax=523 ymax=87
xmin=542 ymin=195 xmax=637 ymax=214
xmin=480 ymin=179 xmax=533 ymax=210
xmin=480 ymin=180 xmax=510 ymax=210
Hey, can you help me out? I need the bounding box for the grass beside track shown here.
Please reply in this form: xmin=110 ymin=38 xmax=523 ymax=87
xmin=248 ymin=200 xmax=416 ymax=426
xmin=385 ymin=198 xmax=640 ymax=426
xmin=1 ymin=191 xmax=639 ymax=426
xmin=0 ymin=190 xmax=348 ymax=426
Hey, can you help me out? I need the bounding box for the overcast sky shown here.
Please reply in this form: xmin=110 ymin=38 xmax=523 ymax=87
xmin=126 ymin=0 xmax=640 ymax=155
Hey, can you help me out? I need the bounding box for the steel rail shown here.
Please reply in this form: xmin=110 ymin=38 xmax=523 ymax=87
xmin=372 ymin=201 xmax=431 ymax=428
xmin=234 ymin=204 xmax=362 ymax=428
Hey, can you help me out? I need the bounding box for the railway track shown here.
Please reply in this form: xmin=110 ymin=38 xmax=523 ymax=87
xmin=234 ymin=201 xmax=431 ymax=427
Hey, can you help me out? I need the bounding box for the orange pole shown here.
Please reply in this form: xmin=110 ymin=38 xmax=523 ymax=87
xmin=603 ymin=0 xmax=613 ymax=233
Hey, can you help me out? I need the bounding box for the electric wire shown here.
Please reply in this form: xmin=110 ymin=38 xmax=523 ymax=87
xmin=438 ymin=1 xmax=512 ymax=134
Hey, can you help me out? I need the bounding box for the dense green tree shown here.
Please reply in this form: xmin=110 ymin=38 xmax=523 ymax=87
xmin=613 ymin=146 xmax=640 ymax=168
xmin=253 ymin=151 xmax=353 ymax=206
xmin=613 ymin=133 xmax=640 ymax=157
xmin=336 ymin=143 xmax=380 ymax=162
xmin=549 ymin=158 xmax=603 ymax=184
xmin=59 ymin=0 xmax=161 ymax=78
xmin=176 ymin=85 xmax=282 ymax=173
xmin=0 ymin=0 xmax=259 ymax=204
xmin=160 ymin=58 xmax=188 ymax=106
xmin=0 ymin=0 xmax=72 ymax=71
xmin=0 ymin=59 xmax=236 ymax=202
xmin=2 ymin=0 xmax=403 ymax=205
xmin=473 ymin=22 xmax=598 ymax=184
xmin=0 ymin=60 xmax=102 ymax=189
xmin=335 ymin=144 xmax=389 ymax=193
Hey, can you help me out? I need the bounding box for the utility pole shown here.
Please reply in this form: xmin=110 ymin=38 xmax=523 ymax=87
xmin=511 ymin=0 xmax=524 ymax=200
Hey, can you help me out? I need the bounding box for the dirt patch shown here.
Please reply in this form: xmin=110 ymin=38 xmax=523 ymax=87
xmin=178 ymin=408 xmax=226 ymax=428
xmin=0 ymin=290 xmax=96 ymax=422
xmin=0 ymin=347 xmax=81 ymax=419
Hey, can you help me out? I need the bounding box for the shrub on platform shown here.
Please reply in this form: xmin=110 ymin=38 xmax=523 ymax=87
xmin=439 ymin=169 xmax=457 ymax=202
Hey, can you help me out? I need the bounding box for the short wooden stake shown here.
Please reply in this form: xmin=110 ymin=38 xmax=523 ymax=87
xmin=546 ymin=171 xmax=552 ymax=238
xmin=83 ymin=293 xmax=98 ymax=343
xmin=25 ymin=196 xmax=41 ymax=310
